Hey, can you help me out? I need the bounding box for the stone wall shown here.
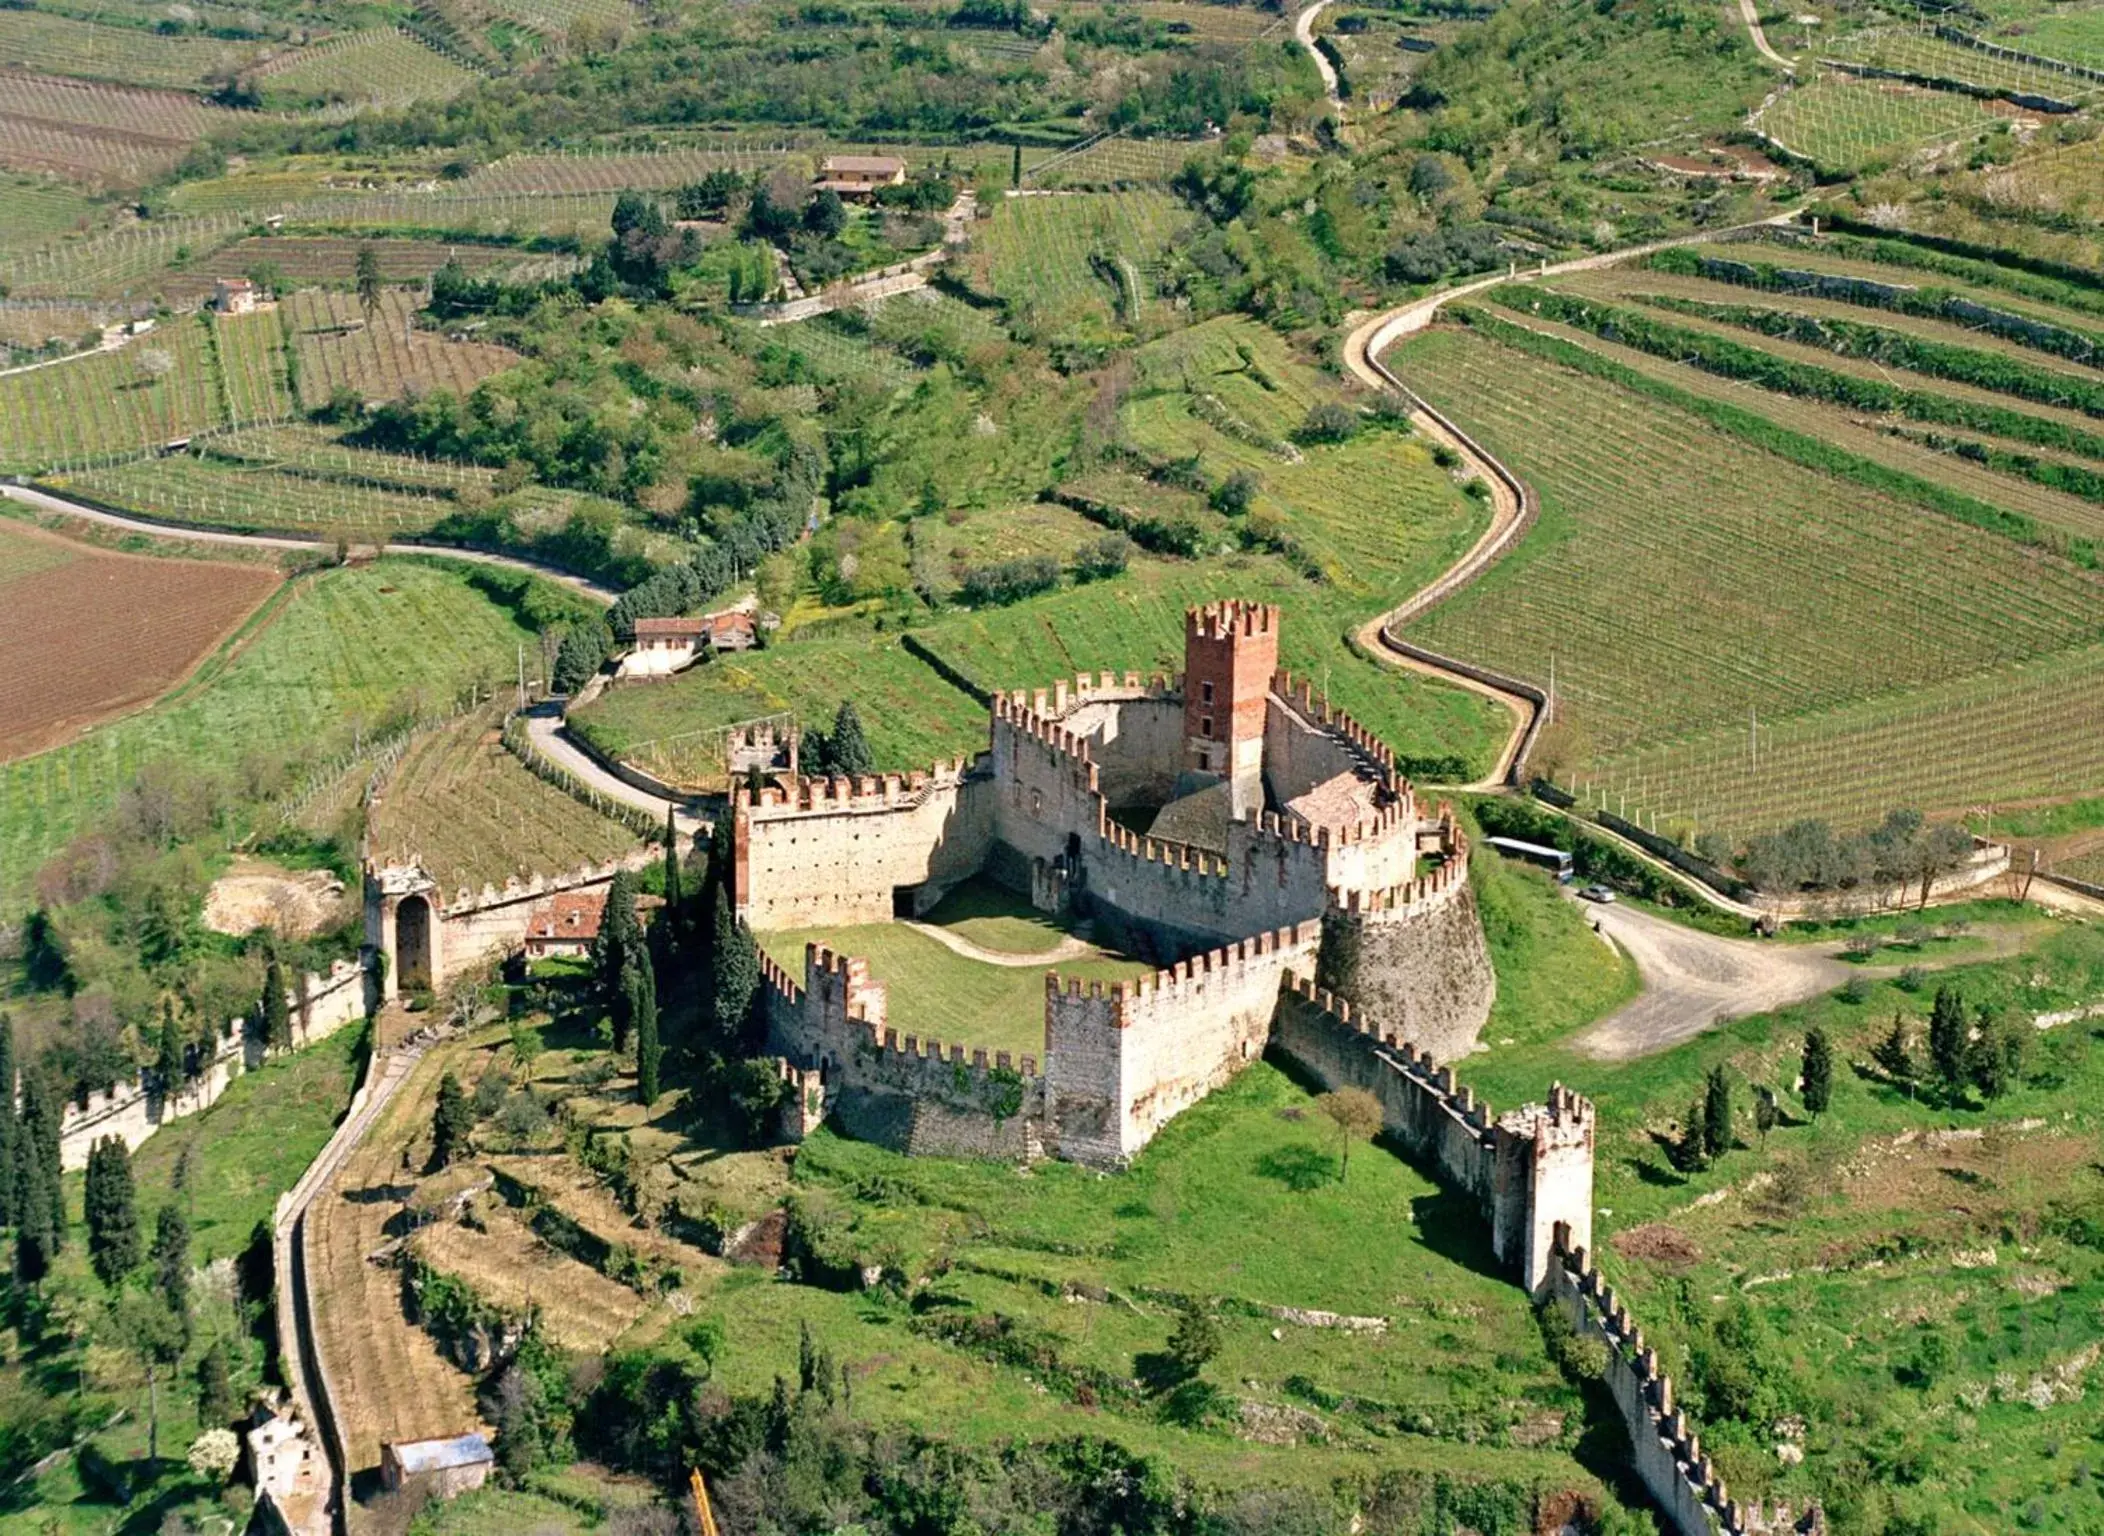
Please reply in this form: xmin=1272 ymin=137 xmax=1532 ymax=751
xmin=1043 ymin=923 xmax=1320 ymax=1166
xmin=1269 ymin=979 xmax=1590 ymax=1292
xmin=59 ymin=960 xmax=367 ymax=1171
xmin=1313 ymin=845 xmax=1496 ymax=1064
xmin=734 ymin=763 xmax=991 ymax=928
xmin=1048 ymin=684 xmax=1183 ymax=810
xmin=1261 ymin=669 xmax=1406 ymax=808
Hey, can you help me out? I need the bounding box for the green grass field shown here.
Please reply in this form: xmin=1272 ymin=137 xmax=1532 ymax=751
xmin=1389 ymin=320 xmax=2104 ymax=836
xmin=758 ymin=919 xmax=1149 ymax=1059
xmin=977 ymin=189 xmax=1192 ymax=332
xmin=0 ymin=9 xmax=266 ymax=89
xmin=0 ymin=175 xmax=102 ymax=251
xmin=0 ymin=559 xmax=543 ymax=912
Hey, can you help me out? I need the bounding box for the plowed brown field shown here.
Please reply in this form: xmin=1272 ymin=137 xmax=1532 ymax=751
xmin=0 ymin=519 xmax=279 ymax=762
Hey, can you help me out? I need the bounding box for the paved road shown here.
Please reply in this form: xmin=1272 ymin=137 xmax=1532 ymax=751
xmin=524 ymin=705 xmax=704 ymax=831
xmin=1570 ymin=899 xmax=1850 ymax=1060
xmin=3 ymin=482 xmax=624 ymax=604
xmin=1296 ymin=0 xmax=1342 ymax=110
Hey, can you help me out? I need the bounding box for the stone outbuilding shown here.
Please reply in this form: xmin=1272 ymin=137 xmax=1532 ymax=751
xmin=380 ymin=1433 xmax=495 ymax=1498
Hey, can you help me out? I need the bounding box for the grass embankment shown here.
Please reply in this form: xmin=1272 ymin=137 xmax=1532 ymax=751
xmin=0 ymin=1029 xmax=362 ymax=1531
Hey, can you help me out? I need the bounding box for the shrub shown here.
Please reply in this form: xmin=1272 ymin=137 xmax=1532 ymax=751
xmin=1297 ymin=402 xmax=1358 ymax=444
xmin=958 ymin=555 xmax=1061 ymax=606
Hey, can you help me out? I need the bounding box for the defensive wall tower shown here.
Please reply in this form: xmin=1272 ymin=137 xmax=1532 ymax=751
xmin=1182 ymin=600 xmax=1277 ymax=820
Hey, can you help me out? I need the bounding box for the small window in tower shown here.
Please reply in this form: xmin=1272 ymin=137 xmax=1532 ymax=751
xmin=1201 ymin=681 xmax=1214 ymax=704
xmin=1201 ymin=716 xmax=1213 ymax=739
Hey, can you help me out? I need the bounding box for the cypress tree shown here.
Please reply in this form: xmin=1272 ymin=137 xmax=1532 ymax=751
xmin=14 ymin=1152 xmax=55 ymax=1284
xmin=712 ymin=899 xmax=760 ymax=1047
xmin=1801 ymin=1027 xmax=1833 ymax=1116
xmin=261 ymin=943 xmax=291 ymax=1052
xmin=1928 ymin=983 xmax=1968 ymax=1100
xmin=0 ymin=1013 xmax=18 ymax=1229
xmin=828 ymin=701 xmax=873 ymax=778
xmin=1011 ymin=140 xmax=1022 ymax=188
xmin=85 ymin=1136 xmax=141 ymax=1289
xmin=1873 ymin=1010 xmax=1916 ymax=1098
xmin=433 ymin=1072 xmax=473 ymax=1167
xmin=155 ymin=999 xmax=185 ymax=1098
xmin=18 ymin=1066 xmax=63 ymax=1248
xmin=1702 ymin=1066 xmax=1733 ymax=1161
xmin=662 ymin=808 xmax=683 ymax=947
xmin=629 ymin=954 xmax=661 ymax=1103
xmin=197 ymin=1338 xmax=235 ymax=1427
xmin=153 ymin=1204 xmax=193 ymax=1334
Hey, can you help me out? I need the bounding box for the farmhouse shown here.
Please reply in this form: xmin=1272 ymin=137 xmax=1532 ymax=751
xmin=523 ymin=889 xmax=606 ymax=959
xmin=816 ymin=154 xmax=907 ymax=196
xmin=617 ymin=611 xmax=758 ymax=676
xmin=380 ymin=1433 xmax=495 ymax=1498
xmin=213 ymin=277 xmax=259 ymax=314
xmin=736 ymin=601 xmax=1509 ymax=1172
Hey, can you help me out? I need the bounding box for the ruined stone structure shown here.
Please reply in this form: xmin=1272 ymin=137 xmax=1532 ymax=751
xmin=737 ymin=601 xmax=1499 ymax=1169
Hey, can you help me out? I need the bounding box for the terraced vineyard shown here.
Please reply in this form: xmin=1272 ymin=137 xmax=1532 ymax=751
xmin=367 ymin=708 xmax=641 ymax=895
xmin=479 ymin=0 xmax=638 ymax=35
xmin=1825 ymin=28 xmax=2103 ymax=104
xmin=251 ymin=29 xmax=481 ymax=111
xmin=0 ymin=71 xmax=237 ymax=187
xmin=284 ymin=289 xmax=520 ymax=409
xmin=59 ymin=455 xmax=457 ymax=535
xmin=1389 ymin=320 xmax=2104 ymax=833
xmin=0 ymin=560 xmax=538 ymax=912
xmin=0 ymin=316 xmax=224 ymax=470
xmin=0 ymin=174 xmax=98 ymax=250
xmin=977 ymin=189 xmax=1191 ymax=329
xmin=1752 ymin=75 xmax=2002 ymax=172
xmin=459 ymin=142 xmax=794 ymax=195
xmin=0 ymin=11 xmax=267 ymax=89
xmin=1030 ymin=133 xmax=1214 ymax=188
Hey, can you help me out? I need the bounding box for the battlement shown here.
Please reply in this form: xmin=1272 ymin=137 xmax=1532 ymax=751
xmin=1002 ymin=670 xmax=1178 ymax=724
xmin=1188 ymin=599 xmax=1279 ymax=641
xmin=758 ymin=947 xmax=804 ymax=1005
xmin=1271 ymin=669 xmax=1401 ymax=781
xmin=1094 ymin=813 xmax=1231 ymax=878
xmin=806 ymin=942 xmax=888 ymax=1033
xmin=867 ymin=1027 xmax=1039 ymax=1081
xmin=1327 ymin=837 xmax=1473 ymax=915
xmin=1047 ymin=921 xmax=1321 ymax=1026
xmin=1252 ymin=800 xmax=1414 ymax=853
xmin=1547 ymin=1223 xmax=1782 ymax=1536
xmin=1280 ymin=973 xmax=1498 ymax=1131
xmin=736 ymin=759 xmax=971 ymax=815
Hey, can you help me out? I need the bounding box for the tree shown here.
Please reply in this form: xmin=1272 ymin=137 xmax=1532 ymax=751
xmin=260 ymin=942 xmax=291 ymax=1052
xmin=1873 ymin=1010 xmax=1917 ymax=1098
xmin=197 ymin=1338 xmax=235 ymax=1427
xmin=1702 ymin=1066 xmax=1733 ymax=1162
xmin=1969 ymin=1006 xmax=2022 ymax=1101
xmin=355 ymin=243 xmax=382 ymax=326
xmin=1753 ymin=1087 xmax=1778 ymax=1143
xmin=595 ymin=869 xmax=646 ymax=1051
xmin=662 ymin=807 xmax=684 ymax=940
xmin=187 ymin=1428 xmax=241 ymax=1482
xmin=17 ymin=1064 xmax=64 ymax=1247
xmin=153 ymin=1204 xmax=193 ymax=1336
xmin=0 ymin=1013 xmax=17 ymax=1228
xmin=1801 ymin=1027 xmax=1833 ymax=1116
xmin=712 ymin=900 xmax=761 ymax=1046
xmin=1166 ymin=1303 xmax=1220 ymax=1380
xmin=804 ymin=189 xmax=847 ymax=239
xmin=631 ymin=955 xmax=662 ymax=1104
xmin=111 ymin=1288 xmax=187 ymax=1465
xmin=610 ymin=191 xmax=674 ymax=293
xmin=155 ymin=998 xmax=185 ymax=1098
xmin=1011 ymin=140 xmax=1022 ymax=188
xmin=85 ymin=1136 xmax=142 ymax=1289
xmin=1928 ymin=984 xmax=1968 ymax=1100
xmin=1317 ymin=1087 xmax=1382 ymax=1183
xmin=827 ymin=700 xmax=873 ymax=778
xmin=433 ymin=1072 xmax=473 ymax=1167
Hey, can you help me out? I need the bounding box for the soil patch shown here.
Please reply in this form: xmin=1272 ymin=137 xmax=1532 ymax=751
xmin=1613 ymin=1223 xmax=1703 ymax=1269
xmin=204 ymin=856 xmax=349 ymax=938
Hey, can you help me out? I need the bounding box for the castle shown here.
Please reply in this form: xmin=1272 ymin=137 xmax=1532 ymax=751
xmin=737 ymin=603 xmax=1512 ymax=1124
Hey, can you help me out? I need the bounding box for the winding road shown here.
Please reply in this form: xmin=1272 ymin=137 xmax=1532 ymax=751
xmin=1296 ymin=0 xmax=1343 ymax=110
xmin=1738 ymin=0 xmax=1796 ymax=72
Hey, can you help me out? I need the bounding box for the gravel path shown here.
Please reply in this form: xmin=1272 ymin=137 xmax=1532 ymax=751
xmin=903 ymin=920 xmax=1104 ymax=967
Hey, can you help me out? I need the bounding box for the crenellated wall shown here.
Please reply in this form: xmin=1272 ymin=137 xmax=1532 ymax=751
xmin=58 ymin=960 xmax=369 ymax=1171
xmin=1269 ymin=977 xmax=1590 ymax=1292
xmin=1313 ymin=833 xmax=1495 ymax=1063
xmin=1043 ymin=921 xmax=1321 ymax=1165
xmin=734 ymin=761 xmax=992 ymax=928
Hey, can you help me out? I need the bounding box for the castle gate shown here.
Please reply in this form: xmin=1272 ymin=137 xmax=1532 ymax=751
xmin=395 ymin=894 xmax=433 ymax=993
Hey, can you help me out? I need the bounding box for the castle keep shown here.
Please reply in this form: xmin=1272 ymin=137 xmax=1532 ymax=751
xmin=738 ymin=601 xmax=1514 ymax=1170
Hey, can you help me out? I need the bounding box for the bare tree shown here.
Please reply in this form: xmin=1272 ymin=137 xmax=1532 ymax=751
xmin=1318 ymin=1087 xmax=1384 ymax=1183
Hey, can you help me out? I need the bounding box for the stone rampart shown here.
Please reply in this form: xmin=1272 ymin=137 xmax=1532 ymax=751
xmin=1269 ymin=978 xmax=1589 ymax=1291
xmin=735 ymin=761 xmax=990 ymax=928
xmin=59 ymin=960 xmax=367 ymax=1171
xmin=1313 ymin=840 xmax=1495 ymax=1063
xmin=1044 ymin=922 xmax=1320 ymax=1166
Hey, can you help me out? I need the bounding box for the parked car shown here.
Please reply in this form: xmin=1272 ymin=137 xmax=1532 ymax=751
xmin=1578 ymin=884 xmax=1617 ymax=904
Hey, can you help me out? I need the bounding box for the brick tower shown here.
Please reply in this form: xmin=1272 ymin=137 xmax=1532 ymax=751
xmin=1182 ymin=601 xmax=1277 ymax=819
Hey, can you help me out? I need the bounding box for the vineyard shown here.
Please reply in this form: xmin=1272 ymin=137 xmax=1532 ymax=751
xmin=201 ymin=235 xmax=532 ymax=289
xmin=284 ymin=289 xmax=520 ymax=409
xmin=0 ymin=316 xmax=225 ymax=471
xmin=213 ymin=309 xmax=296 ymax=423
xmin=0 ymin=519 xmax=278 ymax=763
xmin=0 ymin=11 xmax=266 ymax=90
xmin=1824 ymin=27 xmax=2103 ymax=104
xmin=251 ymin=29 xmax=481 ymax=111
xmin=1028 ymin=133 xmax=1214 ymax=188
xmin=59 ymin=456 xmax=457 ymax=536
xmin=367 ymin=709 xmax=641 ymax=896
xmin=1573 ymin=642 xmax=2104 ymax=840
xmin=1751 ymin=75 xmax=2003 ymax=172
xmin=1389 ymin=322 xmax=2104 ymax=793
xmin=457 ymin=142 xmax=797 ymax=195
xmin=0 ymin=560 xmax=540 ymax=912
xmin=0 ymin=174 xmax=97 ymax=251
xmin=0 ymin=300 xmax=111 ymax=356
xmin=0 ymin=70 xmax=236 ymax=186
xmin=976 ymin=189 xmax=1191 ymax=329
xmin=1989 ymin=9 xmax=2104 ymax=71
xmin=478 ymin=0 xmax=638 ymax=36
